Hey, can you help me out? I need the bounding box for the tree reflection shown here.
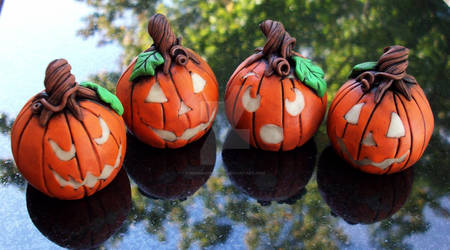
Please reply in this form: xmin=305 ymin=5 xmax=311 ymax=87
xmin=222 ymin=130 xmax=316 ymax=205
xmin=317 ymin=146 xmax=414 ymax=225
xmin=26 ymin=169 xmax=131 ymax=249
xmin=124 ymin=130 xmax=216 ymax=200
xmin=0 ymin=0 xmax=448 ymax=248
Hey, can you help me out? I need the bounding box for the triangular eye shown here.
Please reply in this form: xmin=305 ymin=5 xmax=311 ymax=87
xmin=145 ymin=81 xmax=168 ymax=103
xmin=178 ymin=101 xmax=192 ymax=115
xmin=191 ymin=72 xmax=206 ymax=93
xmin=387 ymin=112 xmax=405 ymax=138
xmin=344 ymin=103 xmax=364 ymax=124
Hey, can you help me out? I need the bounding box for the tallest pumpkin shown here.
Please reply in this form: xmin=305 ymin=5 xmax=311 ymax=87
xmin=116 ymin=14 xmax=218 ymax=148
xmin=224 ymin=20 xmax=327 ymax=151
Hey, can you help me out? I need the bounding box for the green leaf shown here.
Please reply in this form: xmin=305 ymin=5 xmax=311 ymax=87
xmin=349 ymin=61 xmax=377 ymax=78
xmin=79 ymin=82 xmax=124 ymax=116
xmin=129 ymin=50 xmax=164 ymax=81
xmin=292 ymin=56 xmax=327 ymax=98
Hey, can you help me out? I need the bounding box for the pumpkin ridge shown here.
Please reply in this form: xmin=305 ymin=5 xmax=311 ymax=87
xmin=78 ymin=112 xmax=108 ymax=193
xmin=280 ymin=77 xmax=285 ymax=151
xmin=80 ymin=104 xmax=121 ymax=147
xmin=168 ymin=69 xmax=191 ymax=128
xmin=385 ymin=93 xmax=402 ymax=174
xmin=231 ymin=62 xmax=262 ymax=126
xmin=184 ymin=61 xmax=217 ymax=88
xmin=81 ymin=106 xmax=120 ymax=148
xmin=64 ymin=112 xmax=88 ymax=196
xmin=14 ymin=111 xmax=34 ymax=168
xmin=252 ymin=73 xmax=266 ymax=149
xmin=394 ymin=95 xmax=414 ymax=171
xmin=129 ymin=78 xmax=137 ymax=133
xmin=40 ymin=125 xmax=51 ymax=196
xmin=14 ymin=102 xmax=32 ymax=125
xmin=411 ymin=95 xmax=428 ymax=157
xmin=329 ymin=81 xmax=360 ymax=115
xmin=290 ymin=78 xmax=302 ymax=146
xmin=356 ymin=91 xmax=387 ymax=161
xmin=341 ymin=91 xmax=366 ymax=138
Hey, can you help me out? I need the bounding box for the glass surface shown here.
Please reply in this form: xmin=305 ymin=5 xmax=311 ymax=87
xmin=0 ymin=0 xmax=449 ymax=249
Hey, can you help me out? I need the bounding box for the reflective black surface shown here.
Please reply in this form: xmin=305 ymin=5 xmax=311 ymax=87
xmin=0 ymin=0 xmax=449 ymax=249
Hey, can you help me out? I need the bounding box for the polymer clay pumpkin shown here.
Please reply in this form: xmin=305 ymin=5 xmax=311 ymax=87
xmin=11 ymin=59 xmax=127 ymax=200
xmin=27 ymin=169 xmax=131 ymax=249
xmin=116 ymin=14 xmax=218 ymax=148
xmin=317 ymin=146 xmax=413 ymax=224
xmin=124 ymin=130 xmax=215 ymax=201
xmin=222 ymin=130 xmax=316 ymax=205
xmin=224 ymin=20 xmax=327 ymax=151
xmin=327 ymin=46 xmax=434 ymax=174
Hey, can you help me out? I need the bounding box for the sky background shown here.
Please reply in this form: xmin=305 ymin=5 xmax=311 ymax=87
xmin=0 ymin=0 xmax=122 ymax=117
xmin=0 ymin=0 xmax=122 ymax=158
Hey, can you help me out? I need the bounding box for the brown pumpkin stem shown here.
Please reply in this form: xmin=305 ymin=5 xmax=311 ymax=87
xmin=243 ymin=20 xmax=300 ymax=77
xmin=356 ymin=45 xmax=417 ymax=103
xmin=147 ymin=14 xmax=199 ymax=74
xmin=31 ymin=59 xmax=100 ymax=126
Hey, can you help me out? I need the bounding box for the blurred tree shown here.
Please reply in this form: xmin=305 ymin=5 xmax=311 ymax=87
xmin=1 ymin=0 xmax=448 ymax=248
xmin=73 ymin=0 xmax=449 ymax=248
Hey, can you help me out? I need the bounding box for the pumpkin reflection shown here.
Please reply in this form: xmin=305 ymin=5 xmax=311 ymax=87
xmin=124 ymin=130 xmax=216 ymax=201
xmin=317 ymin=146 xmax=414 ymax=225
xmin=26 ymin=169 xmax=131 ymax=249
xmin=222 ymin=130 xmax=316 ymax=205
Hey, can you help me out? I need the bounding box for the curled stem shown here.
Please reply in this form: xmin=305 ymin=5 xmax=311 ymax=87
xmin=243 ymin=20 xmax=297 ymax=77
xmin=31 ymin=59 xmax=99 ymax=126
xmin=355 ymin=45 xmax=417 ymax=103
xmin=147 ymin=14 xmax=199 ymax=74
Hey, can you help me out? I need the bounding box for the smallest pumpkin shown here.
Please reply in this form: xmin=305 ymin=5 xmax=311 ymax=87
xmin=225 ymin=20 xmax=327 ymax=151
xmin=11 ymin=59 xmax=127 ymax=200
xmin=327 ymin=46 xmax=434 ymax=174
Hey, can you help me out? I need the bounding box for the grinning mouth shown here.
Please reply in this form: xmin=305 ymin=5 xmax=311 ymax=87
xmin=337 ymin=138 xmax=409 ymax=170
xmin=51 ymin=145 xmax=123 ymax=189
xmin=150 ymin=109 xmax=216 ymax=142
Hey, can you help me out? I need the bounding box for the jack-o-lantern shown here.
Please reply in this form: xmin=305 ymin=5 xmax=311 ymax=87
xmin=116 ymin=14 xmax=219 ymax=148
xmin=27 ymin=169 xmax=131 ymax=249
xmin=11 ymin=59 xmax=127 ymax=200
xmin=124 ymin=130 xmax=215 ymax=201
xmin=225 ymin=20 xmax=327 ymax=151
xmin=222 ymin=130 xmax=316 ymax=205
xmin=327 ymin=46 xmax=434 ymax=174
xmin=317 ymin=146 xmax=413 ymax=224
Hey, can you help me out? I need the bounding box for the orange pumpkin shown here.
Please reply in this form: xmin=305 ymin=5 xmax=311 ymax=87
xmin=327 ymin=46 xmax=434 ymax=174
xmin=222 ymin=130 xmax=316 ymax=205
xmin=11 ymin=59 xmax=127 ymax=200
xmin=225 ymin=20 xmax=327 ymax=151
xmin=27 ymin=169 xmax=131 ymax=249
xmin=116 ymin=14 xmax=218 ymax=148
xmin=317 ymin=146 xmax=413 ymax=224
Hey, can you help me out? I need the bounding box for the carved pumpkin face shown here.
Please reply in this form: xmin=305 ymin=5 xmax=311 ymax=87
xmin=317 ymin=146 xmax=413 ymax=224
xmin=124 ymin=130 xmax=215 ymax=200
xmin=27 ymin=169 xmax=131 ymax=249
xmin=116 ymin=14 xmax=218 ymax=149
xmin=224 ymin=20 xmax=327 ymax=151
xmin=222 ymin=130 xmax=316 ymax=205
xmin=327 ymin=46 xmax=434 ymax=174
xmin=11 ymin=59 xmax=127 ymax=200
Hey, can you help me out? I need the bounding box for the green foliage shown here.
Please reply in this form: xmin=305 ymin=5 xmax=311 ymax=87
xmin=293 ymin=56 xmax=327 ymax=97
xmin=349 ymin=61 xmax=378 ymax=78
xmin=0 ymin=0 xmax=445 ymax=249
xmin=129 ymin=50 xmax=164 ymax=81
xmin=80 ymin=81 xmax=124 ymax=115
